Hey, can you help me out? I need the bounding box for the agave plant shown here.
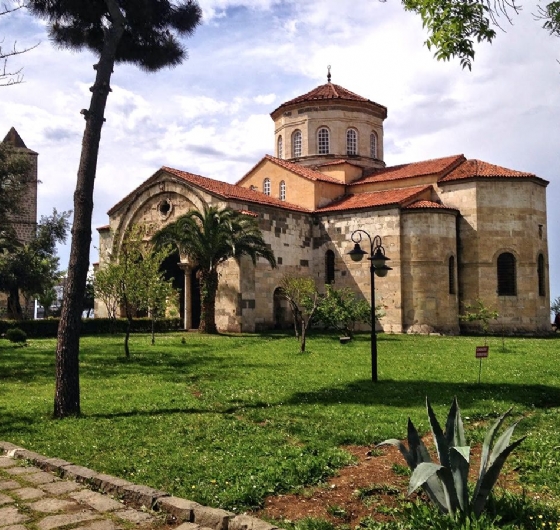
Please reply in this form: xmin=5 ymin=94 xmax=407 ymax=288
xmin=379 ymin=397 xmax=525 ymax=518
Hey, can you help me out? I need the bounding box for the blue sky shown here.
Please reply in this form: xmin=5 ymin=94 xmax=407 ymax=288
xmin=2 ymin=0 xmax=560 ymax=303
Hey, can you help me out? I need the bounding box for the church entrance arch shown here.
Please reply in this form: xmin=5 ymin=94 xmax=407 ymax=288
xmin=160 ymin=250 xmax=185 ymax=327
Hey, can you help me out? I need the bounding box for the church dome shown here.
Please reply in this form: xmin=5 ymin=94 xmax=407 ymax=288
xmin=270 ymin=72 xmax=387 ymax=170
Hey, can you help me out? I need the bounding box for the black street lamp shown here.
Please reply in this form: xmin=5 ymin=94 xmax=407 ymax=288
xmin=348 ymin=231 xmax=392 ymax=382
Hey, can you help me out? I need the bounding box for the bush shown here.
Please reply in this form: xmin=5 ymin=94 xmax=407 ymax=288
xmin=5 ymin=327 xmax=27 ymax=343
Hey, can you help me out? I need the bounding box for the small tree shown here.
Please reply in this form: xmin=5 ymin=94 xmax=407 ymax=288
xmin=460 ymin=299 xmax=499 ymax=343
xmin=315 ymin=285 xmax=385 ymax=338
xmin=279 ymin=275 xmax=319 ymax=353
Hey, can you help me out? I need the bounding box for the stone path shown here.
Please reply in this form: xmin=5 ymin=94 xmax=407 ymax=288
xmin=0 ymin=442 xmax=277 ymax=530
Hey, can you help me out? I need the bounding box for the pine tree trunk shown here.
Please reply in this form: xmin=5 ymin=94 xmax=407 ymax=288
xmin=54 ymin=5 xmax=125 ymax=419
xmin=199 ymin=269 xmax=218 ymax=334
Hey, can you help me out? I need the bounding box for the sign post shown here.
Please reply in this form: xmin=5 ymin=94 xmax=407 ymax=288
xmin=475 ymin=346 xmax=489 ymax=384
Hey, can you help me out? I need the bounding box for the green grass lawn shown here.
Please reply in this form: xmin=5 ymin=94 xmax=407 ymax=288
xmin=1 ymin=332 xmax=559 ymax=514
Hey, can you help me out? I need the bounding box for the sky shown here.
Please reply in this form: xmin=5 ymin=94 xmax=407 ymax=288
xmin=2 ymin=0 xmax=560 ymax=303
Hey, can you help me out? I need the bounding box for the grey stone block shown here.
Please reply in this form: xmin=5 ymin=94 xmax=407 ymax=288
xmin=9 ymin=448 xmax=45 ymax=462
xmin=0 ymin=441 xmax=21 ymax=454
xmin=174 ymin=523 xmax=201 ymax=530
xmin=37 ymin=457 xmax=74 ymax=473
xmin=119 ymin=484 xmax=168 ymax=509
xmin=156 ymin=496 xmax=200 ymax=522
xmin=90 ymin=473 xmax=132 ymax=496
xmin=60 ymin=464 xmax=99 ymax=483
xmin=192 ymin=505 xmax=234 ymax=530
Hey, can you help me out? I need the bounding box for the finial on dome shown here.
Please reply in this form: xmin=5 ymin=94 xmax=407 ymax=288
xmin=327 ymin=65 xmax=331 ymax=83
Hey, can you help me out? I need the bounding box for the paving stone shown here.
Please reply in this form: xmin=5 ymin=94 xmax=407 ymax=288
xmin=0 ymin=442 xmax=21 ymax=453
xmin=113 ymin=508 xmax=154 ymax=524
xmin=157 ymin=496 xmax=199 ymax=522
xmin=192 ymin=505 xmax=235 ymax=530
xmin=90 ymin=474 xmax=131 ymax=496
xmin=120 ymin=483 xmax=168 ymax=508
xmin=36 ymin=510 xmax=100 ymax=530
xmin=29 ymin=497 xmax=79 ymax=513
xmin=40 ymin=481 xmax=83 ymax=495
xmin=230 ymin=515 xmax=279 ymax=530
xmin=174 ymin=524 xmax=202 ymax=530
xmin=70 ymin=489 xmax=123 ymax=513
xmin=0 ymin=492 xmax=14 ymax=505
xmin=60 ymin=465 xmax=98 ymax=482
xmin=36 ymin=458 xmax=73 ymax=474
xmin=2 ymin=525 xmax=29 ymax=530
xmin=12 ymin=487 xmax=45 ymax=500
xmin=22 ymin=471 xmax=57 ymax=485
xmin=74 ymin=522 xmax=121 ymax=530
xmin=0 ymin=506 xmax=29 ymax=526
xmin=0 ymin=457 xmax=16 ymax=468
xmin=0 ymin=481 xmax=21 ymax=491
xmin=5 ymin=466 xmax=40 ymax=475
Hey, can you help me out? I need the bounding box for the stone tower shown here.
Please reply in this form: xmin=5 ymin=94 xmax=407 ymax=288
xmin=2 ymin=127 xmax=38 ymax=245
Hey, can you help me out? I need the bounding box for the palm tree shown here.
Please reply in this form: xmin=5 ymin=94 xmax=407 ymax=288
xmin=153 ymin=206 xmax=276 ymax=333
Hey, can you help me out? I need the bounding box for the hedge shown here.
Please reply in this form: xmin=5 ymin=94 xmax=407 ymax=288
xmin=0 ymin=318 xmax=182 ymax=338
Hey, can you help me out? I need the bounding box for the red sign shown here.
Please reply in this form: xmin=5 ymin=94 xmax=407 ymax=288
xmin=476 ymin=346 xmax=489 ymax=358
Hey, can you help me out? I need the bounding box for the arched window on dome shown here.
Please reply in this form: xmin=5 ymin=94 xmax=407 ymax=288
xmin=318 ymin=127 xmax=330 ymax=155
xmin=292 ymin=130 xmax=302 ymax=158
xmin=263 ymin=178 xmax=271 ymax=196
xmin=497 ymin=252 xmax=516 ymax=296
xmin=346 ymin=128 xmax=358 ymax=155
xmin=279 ymin=180 xmax=286 ymax=201
xmin=277 ymin=135 xmax=283 ymax=159
xmin=370 ymin=132 xmax=378 ymax=159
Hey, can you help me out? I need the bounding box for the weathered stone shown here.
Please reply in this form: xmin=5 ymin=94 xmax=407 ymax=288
xmin=74 ymin=521 xmax=120 ymax=530
xmin=36 ymin=510 xmax=100 ymax=530
xmin=71 ymin=489 xmax=123 ymax=512
xmin=40 ymin=481 xmax=83 ymax=495
xmin=174 ymin=523 xmax=201 ymax=530
xmin=0 ymin=442 xmax=21 ymax=454
xmin=59 ymin=464 xmax=98 ymax=482
xmin=2 ymin=525 xmax=28 ymax=530
xmin=0 ymin=480 xmax=21 ymax=490
xmin=192 ymin=505 xmax=235 ymax=530
xmin=8 ymin=448 xmax=45 ymax=462
xmin=156 ymin=496 xmax=200 ymax=522
xmin=113 ymin=508 xmax=154 ymax=524
xmin=22 ymin=471 xmax=58 ymax=485
xmin=36 ymin=457 xmax=73 ymax=473
xmin=119 ymin=483 xmax=168 ymax=509
xmin=0 ymin=492 xmax=14 ymax=505
xmin=0 ymin=506 xmax=29 ymax=525
xmin=5 ymin=465 xmax=40 ymax=475
xmin=0 ymin=457 xmax=16 ymax=468
xmin=90 ymin=474 xmax=132 ymax=496
xmin=29 ymin=497 xmax=78 ymax=513
xmin=12 ymin=486 xmax=45 ymax=500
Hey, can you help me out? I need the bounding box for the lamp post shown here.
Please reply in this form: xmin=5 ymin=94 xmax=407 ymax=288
xmin=348 ymin=231 xmax=391 ymax=382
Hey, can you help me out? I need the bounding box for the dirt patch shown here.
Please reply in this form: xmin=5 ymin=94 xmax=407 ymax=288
xmin=255 ymin=444 xmax=522 ymax=528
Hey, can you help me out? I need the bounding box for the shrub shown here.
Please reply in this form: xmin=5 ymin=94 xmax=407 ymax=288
xmin=5 ymin=327 xmax=27 ymax=343
xmin=379 ymin=397 xmax=525 ymax=520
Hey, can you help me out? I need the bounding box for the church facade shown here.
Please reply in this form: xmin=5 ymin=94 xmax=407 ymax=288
xmin=96 ymin=79 xmax=550 ymax=334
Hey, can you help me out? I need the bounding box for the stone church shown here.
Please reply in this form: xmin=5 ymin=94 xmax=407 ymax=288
xmin=96 ymin=76 xmax=550 ymax=334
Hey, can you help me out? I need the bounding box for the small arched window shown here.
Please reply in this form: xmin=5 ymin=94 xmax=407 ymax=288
xmin=497 ymin=252 xmax=516 ymax=296
xmin=263 ymin=178 xmax=271 ymax=196
xmin=448 ymin=256 xmax=456 ymax=294
xmin=325 ymin=250 xmax=335 ymax=284
xmin=277 ymin=135 xmax=283 ymax=159
xmin=538 ymin=253 xmax=545 ymax=297
xmin=346 ymin=129 xmax=357 ymax=155
xmin=370 ymin=132 xmax=378 ymax=159
xmin=279 ymin=180 xmax=286 ymax=201
xmin=292 ymin=130 xmax=302 ymax=158
xmin=318 ymin=127 xmax=330 ymax=155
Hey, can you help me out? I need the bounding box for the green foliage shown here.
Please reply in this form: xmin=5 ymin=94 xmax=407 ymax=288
xmin=315 ymin=285 xmax=384 ymax=338
xmin=5 ymin=327 xmax=26 ymax=343
xmin=380 ymin=397 xmax=525 ymax=520
xmin=0 ymin=209 xmax=70 ymax=319
xmin=550 ymin=296 xmax=560 ymax=316
xmin=153 ymin=205 xmax=276 ymax=333
xmin=460 ymin=299 xmax=499 ymax=336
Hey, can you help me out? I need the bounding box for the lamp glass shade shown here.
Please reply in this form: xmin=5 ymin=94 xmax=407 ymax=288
xmin=348 ymin=243 xmax=367 ymax=262
xmin=371 ymin=247 xmax=390 ymax=269
xmin=374 ymin=265 xmax=392 ymax=278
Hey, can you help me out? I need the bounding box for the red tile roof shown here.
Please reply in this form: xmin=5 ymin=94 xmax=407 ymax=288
xmin=271 ymin=83 xmax=387 ymax=117
xmin=315 ymin=186 xmax=432 ymax=213
xmin=314 ymin=159 xmax=362 ymax=168
xmin=354 ymin=155 xmax=465 ymax=186
xmin=237 ymin=155 xmax=345 ymax=185
xmin=439 ymin=159 xmax=544 ymax=183
xmin=404 ymin=200 xmax=457 ymax=211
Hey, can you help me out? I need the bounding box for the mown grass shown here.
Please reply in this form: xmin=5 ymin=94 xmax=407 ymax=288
xmin=1 ymin=332 xmax=559 ymax=515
